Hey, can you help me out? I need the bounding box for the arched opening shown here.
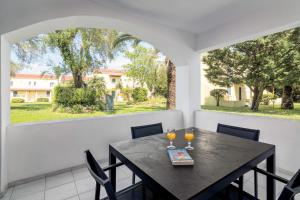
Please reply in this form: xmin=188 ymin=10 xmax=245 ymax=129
xmin=10 ymin=27 xmax=177 ymax=124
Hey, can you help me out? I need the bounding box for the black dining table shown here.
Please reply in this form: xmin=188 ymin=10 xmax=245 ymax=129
xmin=109 ymin=128 xmax=276 ymax=200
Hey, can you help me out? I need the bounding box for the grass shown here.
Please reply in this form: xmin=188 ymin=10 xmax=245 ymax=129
xmin=202 ymin=103 xmax=300 ymax=120
xmin=11 ymin=98 xmax=166 ymax=124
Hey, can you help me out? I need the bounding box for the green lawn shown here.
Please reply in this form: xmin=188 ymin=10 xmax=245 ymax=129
xmin=11 ymin=100 xmax=166 ymax=124
xmin=202 ymin=103 xmax=300 ymax=120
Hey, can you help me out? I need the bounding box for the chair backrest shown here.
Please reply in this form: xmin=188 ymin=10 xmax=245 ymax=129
xmin=217 ymin=123 xmax=260 ymax=141
xmin=131 ymin=123 xmax=163 ymax=139
xmin=85 ymin=150 xmax=117 ymax=200
xmin=278 ymin=169 xmax=300 ymax=200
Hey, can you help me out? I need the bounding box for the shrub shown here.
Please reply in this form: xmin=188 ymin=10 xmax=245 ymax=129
xmin=261 ymin=94 xmax=276 ymax=105
xmin=71 ymin=104 xmax=84 ymax=113
xmin=121 ymin=87 xmax=133 ymax=102
xmin=210 ymin=89 xmax=227 ymax=106
xmin=53 ymin=85 xmax=97 ymax=107
xmin=36 ymin=98 xmax=49 ymax=102
xmin=11 ymin=98 xmax=25 ymax=103
xmin=132 ymin=87 xmax=148 ymax=102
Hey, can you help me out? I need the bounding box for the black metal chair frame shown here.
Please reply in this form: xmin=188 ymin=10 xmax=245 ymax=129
xmin=217 ymin=123 xmax=260 ymax=199
xmin=131 ymin=123 xmax=163 ymax=184
xmin=85 ymin=150 xmax=145 ymax=200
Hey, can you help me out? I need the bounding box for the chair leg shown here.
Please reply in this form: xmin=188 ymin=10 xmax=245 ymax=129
xmin=254 ymin=170 xmax=258 ymax=198
xmin=95 ymin=183 xmax=100 ymax=200
xmin=238 ymin=176 xmax=244 ymax=200
xmin=132 ymin=172 xmax=136 ymax=184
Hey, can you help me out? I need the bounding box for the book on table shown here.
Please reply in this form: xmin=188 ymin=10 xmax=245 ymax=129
xmin=167 ymin=148 xmax=194 ymax=166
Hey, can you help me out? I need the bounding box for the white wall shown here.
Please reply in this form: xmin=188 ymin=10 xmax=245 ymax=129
xmin=6 ymin=110 xmax=183 ymax=183
xmin=195 ymin=110 xmax=300 ymax=174
xmin=1 ymin=36 xmax=10 ymax=191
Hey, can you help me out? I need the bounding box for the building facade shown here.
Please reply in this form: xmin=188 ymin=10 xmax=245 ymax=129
xmin=10 ymin=69 xmax=133 ymax=103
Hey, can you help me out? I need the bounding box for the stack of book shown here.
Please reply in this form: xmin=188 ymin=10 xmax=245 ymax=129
xmin=167 ymin=148 xmax=194 ymax=166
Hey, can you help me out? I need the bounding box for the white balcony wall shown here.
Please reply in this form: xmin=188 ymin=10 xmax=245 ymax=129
xmin=6 ymin=110 xmax=183 ymax=183
xmin=195 ymin=110 xmax=300 ymax=174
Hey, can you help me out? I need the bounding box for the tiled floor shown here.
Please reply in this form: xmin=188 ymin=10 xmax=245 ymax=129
xmin=1 ymin=164 xmax=299 ymax=200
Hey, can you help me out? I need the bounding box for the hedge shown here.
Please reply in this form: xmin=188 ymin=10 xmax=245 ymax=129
xmin=36 ymin=98 xmax=49 ymax=102
xmin=11 ymin=98 xmax=25 ymax=103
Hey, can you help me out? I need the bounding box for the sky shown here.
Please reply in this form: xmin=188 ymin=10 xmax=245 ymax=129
xmin=11 ymin=35 xmax=158 ymax=75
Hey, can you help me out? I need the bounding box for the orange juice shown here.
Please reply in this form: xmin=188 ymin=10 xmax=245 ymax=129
xmin=167 ymin=132 xmax=176 ymax=141
xmin=185 ymin=132 xmax=194 ymax=142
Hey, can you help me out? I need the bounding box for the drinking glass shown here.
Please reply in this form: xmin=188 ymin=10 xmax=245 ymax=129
xmin=166 ymin=129 xmax=176 ymax=149
xmin=185 ymin=128 xmax=195 ymax=150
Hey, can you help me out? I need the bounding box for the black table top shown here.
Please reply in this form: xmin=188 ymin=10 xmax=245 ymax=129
xmin=110 ymin=128 xmax=275 ymax=200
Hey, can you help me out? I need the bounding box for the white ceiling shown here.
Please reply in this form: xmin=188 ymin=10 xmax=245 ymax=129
xmin=1 ymin=0 xmax=300 ymax=51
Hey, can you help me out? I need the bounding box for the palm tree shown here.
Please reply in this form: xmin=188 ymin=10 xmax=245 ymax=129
xmin=113 ymin=33 xmax=176 ymax=109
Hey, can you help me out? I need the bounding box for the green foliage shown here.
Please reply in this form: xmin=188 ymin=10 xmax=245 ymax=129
xmin=11 ymin=98 xmax=25 ymax=103
xmin=261 ymin=94 xmax=277 ymax=105
xmin=121 ymin=87 xmax=133 ymax=102
xmin=36 ymin=98 xmax=49 ymax=102
xmin=210 ymin=89 xmax=227 ymax=106
xmin=87 ymin=76 xmax=107 ymax=102
xmin=53 ymin=85 xmax=96 ymax=106
xmin=123 ymin=45 xmax=166 ymax=95
xmin=132 ymin=87 xmax=148 ymax=102
xmin=203 ymin=28 xmax=300 ymax=111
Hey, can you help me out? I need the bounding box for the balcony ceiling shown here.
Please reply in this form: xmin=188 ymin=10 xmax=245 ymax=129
xmin=1 ymin=0 xmax=300 ymax=51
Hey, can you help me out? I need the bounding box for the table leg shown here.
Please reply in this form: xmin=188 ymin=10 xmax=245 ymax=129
xmin=266 ymin=153 xmax=276 ymax=200
xmin=109 ymin=149 xmax=116 ymax=192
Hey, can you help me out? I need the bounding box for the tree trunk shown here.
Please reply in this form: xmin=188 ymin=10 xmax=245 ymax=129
xmin=166 ymin=58 xmax=176 ymax=110
xmin=216 ymin=97 xmax=220 ymax=106
xmin=73 ymin=73 xmax=85 ymax=88
xmin=281 ymin=85 xmax=294 ymax=109
xmin=251 ymin=86 xmax=264 ymax=111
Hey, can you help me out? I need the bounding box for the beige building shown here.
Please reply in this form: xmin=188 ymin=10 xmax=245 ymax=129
xmin=200 ymin=54 xmax=253 ymax=107
xmin=10 ymin=69 xmax=134 ymax=102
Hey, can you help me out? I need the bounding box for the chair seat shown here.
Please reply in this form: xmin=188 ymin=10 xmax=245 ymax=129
xmin=210 ymin=184 xmax=258 ymax=200
xmin=101 ymin=182 xmax=156 ymax=200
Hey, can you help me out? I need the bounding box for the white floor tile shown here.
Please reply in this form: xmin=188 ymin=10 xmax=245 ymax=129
xmin=0 ymin=187 xmax=14 ymax=200
xmin=46 ymin=172 xmax=74 ymax=190
xmin=65 ymin=196 xmax=79 ymax=200
xmin=14 ymin=192 xmax=44 ymax=200
xmin=75 ymin=177 xmax=95 ymax=194
xmin=11 ymin=178 xmax=45 ymax=200
xmin=72 ymin=168 xmax=91 ymax=181
xmin=45 ymin=182 xmax=77 ymax=200
xmin=79 ymin=188 xmax=107 ymax=200
xmin=244 ymin=181 xmax=266 ymax=200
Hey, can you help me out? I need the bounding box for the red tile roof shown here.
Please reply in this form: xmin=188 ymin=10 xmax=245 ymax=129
xmin=13 ymin=74 xmax=57 ymax=80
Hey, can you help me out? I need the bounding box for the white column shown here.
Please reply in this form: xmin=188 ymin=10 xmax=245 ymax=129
xmin=0 ymin=35 xmax=10 ymax=193
xmin=176 ymin=53 xmax=201 ymax=128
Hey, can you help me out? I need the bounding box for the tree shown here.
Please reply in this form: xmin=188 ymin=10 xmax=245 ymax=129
xmin=210 ymin=89 xmax=227 ymax=106
xmin=87 ymin=76 xmax=107 ymax=103
xmin=13 ymin=28 xmax=126 ymax=88
xmin=271 ymin=28 xmax=300 ymax=109
xmin=123 ymin=45 xmax=160 ymax=90
xmin=166 ymin=58 xmax=176 ymax=109
xmin=41 ymin=65 xmax=69 ymax=84
xmin=203 ymin=36 xmax=277 ymax=111
xmin=113 ymin=33 xmax=176 ymax=109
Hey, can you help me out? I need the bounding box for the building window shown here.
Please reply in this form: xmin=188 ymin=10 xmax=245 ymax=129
xmin=46 ymin=91 xmax=51 ymax=97
xmin=13 ymin=91 xmax=18 ymax=97
xmin=50 ymin=82 xmax=54 ymax=87
xmin=111 ymin=78 xmax=116 ymax=83
xmin=227 ymin=87 xmax=231 ymax=96
xmin=28 ymin=81 xmax=31 ymax=86
xmin=34 ymin=81 xmax=36 ymax=86
xmin=10 ymin=81 xmax=13 ymax=86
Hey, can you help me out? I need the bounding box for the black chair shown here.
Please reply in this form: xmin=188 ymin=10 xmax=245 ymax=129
xmin=217 ymin=123 xmax=260 ymax=198
xmin=85 ymin=150 xmax=155 ymax=200
xmin=130 ymin=123 xmax=163 ymax=184
xmin=212 ymin=168 xmax=300 ymax=200
xmin=131 ymin=123 xmax=163 ymax=139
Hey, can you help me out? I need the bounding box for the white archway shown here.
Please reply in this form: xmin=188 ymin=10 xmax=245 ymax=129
xmin=0 ymin=16 xmax=201 ymax=193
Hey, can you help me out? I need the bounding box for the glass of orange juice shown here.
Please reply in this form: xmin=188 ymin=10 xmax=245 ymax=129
xmin=185 ymin=128 xmax=195 ymax=150
xmin=166 ymin=129 xmax=176 ymax=149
